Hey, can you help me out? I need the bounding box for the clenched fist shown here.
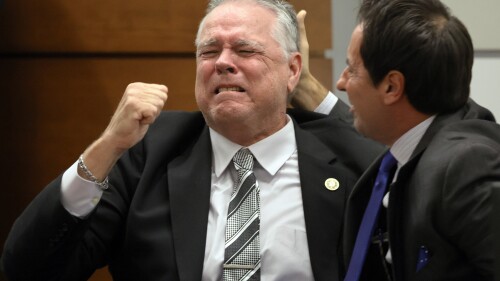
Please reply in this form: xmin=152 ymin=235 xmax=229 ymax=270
xmin=80 ymin=82 xmax=168 ymax=181
xmin=102 ymin=82 xmax=168 ymax=152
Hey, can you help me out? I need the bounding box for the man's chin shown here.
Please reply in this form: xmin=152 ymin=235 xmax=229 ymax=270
xmin=208 ymin=107 xmax=250 ymax=123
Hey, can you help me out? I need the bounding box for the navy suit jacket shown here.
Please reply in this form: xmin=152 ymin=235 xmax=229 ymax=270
xmin=2 ymin=109 xmax=382 ymax=281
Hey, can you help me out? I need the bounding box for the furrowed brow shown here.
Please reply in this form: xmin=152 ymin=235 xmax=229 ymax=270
xmin=198 ymin=38 xmax=219 ymax=49
xmin=234 ymin=39 xmax=263 ymax=49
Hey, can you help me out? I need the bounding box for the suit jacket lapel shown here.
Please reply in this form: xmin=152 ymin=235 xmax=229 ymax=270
xmin=412 ymin=104 xmax=470 ymax=159
xmin=166 ymin=117 xmax=369 ymax=280
xmin=386 ymin=109 xmax=465 ymax=280
xmin=294 ymin=122 xmax=354 ymax=281
xmin=342 ymin=103 xmax=488 ymax=279
xmin=168 ymin=127 xmax=212 ymax=281
xmin=344 ymin=114 xmax=453 ymax=279
xmin=342 ymin=151 xmax=386 ymax=265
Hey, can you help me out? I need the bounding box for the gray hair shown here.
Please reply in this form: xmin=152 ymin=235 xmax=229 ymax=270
xmin=195 ymin=0 xmax=300 ymax=58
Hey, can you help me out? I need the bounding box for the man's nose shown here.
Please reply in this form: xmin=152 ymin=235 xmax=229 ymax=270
xmin=336 ymin=68 xmax=347 ymax=91
xmin=215 ymin=50 xmax=237 ymax=75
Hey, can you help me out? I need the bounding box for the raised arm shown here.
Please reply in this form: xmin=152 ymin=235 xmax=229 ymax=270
xmin=289 ymin=10 xmax=329 ymax=111
xmin=79 ymin=82 xmax=168 ymax=184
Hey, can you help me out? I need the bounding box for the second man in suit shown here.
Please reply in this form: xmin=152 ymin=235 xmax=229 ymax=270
xmin=336 ymin=0 xmax=500 ymax=280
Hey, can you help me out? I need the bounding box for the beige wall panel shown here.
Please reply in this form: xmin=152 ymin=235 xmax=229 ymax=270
xmin=290 ymin=0 xmax=332 ymax=52
xmin=310 ymin=58 xmax=333 ymax=90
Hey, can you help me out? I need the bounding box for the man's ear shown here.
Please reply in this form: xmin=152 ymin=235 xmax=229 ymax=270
xmin=381 ymin=70 xmax=405 ymax=105
xmin=287 ymin=52 xmax=302 ymax=94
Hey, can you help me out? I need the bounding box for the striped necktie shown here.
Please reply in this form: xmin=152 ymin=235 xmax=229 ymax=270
xmin=223 ymin=148 xmax=261 ymax=281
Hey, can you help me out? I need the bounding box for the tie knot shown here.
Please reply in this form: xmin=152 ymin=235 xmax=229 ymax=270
xmin=379 ymin=151 xmax=397 ymax=173
xmin=233 ymin=148 xmax=254 ymax=171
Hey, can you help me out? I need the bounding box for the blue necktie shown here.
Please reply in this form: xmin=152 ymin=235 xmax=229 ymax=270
xmin=344 ymin=151 xmax=397 ymax=281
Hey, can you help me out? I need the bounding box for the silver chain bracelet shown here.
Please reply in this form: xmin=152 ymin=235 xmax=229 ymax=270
xmin=78 ymin=154 xmax=110 ymax=190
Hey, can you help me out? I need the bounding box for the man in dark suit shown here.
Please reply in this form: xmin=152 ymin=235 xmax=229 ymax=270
xmin=336 ymin=0 xmax=500 ymax=280
xmin=1 ymin=0 xmax=381 ymax=280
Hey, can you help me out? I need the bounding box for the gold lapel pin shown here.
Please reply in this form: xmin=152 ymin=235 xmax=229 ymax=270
xmin=325 ymin=178 xmax=340 ymax=191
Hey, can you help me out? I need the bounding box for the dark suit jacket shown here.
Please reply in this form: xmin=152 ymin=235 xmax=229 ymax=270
xmin=343 ymin=100 xmax=500 ymax=281
xmin=493 ymin=183 xmax=500 ymax=281
xmin=2 ymin=109 xmax=382 ymax=281
xmin=330 ymin=98 xmax=353 ymax=125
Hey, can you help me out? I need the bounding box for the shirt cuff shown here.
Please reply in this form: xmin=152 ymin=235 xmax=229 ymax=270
xmin=314 ymin=91 xmax=338 ymax=115
xmin=61 ymin=160 xmax=104 ymax=218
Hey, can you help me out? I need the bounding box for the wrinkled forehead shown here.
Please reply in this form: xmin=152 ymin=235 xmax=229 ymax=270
xmin=196 ymin=1 xmax=277 ymax=44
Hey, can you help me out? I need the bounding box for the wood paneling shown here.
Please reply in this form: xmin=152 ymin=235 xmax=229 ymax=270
xmin=0 ymin=0 xmax=206 ymax=53
xmin=0 ymin=0 xmax=330 ymax=54
xmin=0 ymin=58 xmax=198 ymax=281
xmin=290 ymin=0 xmax=332 ymax=51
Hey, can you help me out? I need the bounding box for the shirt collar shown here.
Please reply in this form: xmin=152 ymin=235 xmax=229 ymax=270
xmin=390 ymin=115 xmax=436 ymax=166
xmin=210 ymin=115 xmax=297 ymax=177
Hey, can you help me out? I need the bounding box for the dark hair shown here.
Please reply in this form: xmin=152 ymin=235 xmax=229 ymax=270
xmin=358 ymin=0 xmax=473 ymax=114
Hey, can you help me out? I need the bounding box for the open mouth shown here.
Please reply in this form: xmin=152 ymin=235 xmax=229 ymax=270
xmin=216 ymin=86 xmax=245 ymax=94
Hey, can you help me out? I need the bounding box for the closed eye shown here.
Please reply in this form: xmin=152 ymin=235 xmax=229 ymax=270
xmin=198 ymin=50 xmax=219 ymax=58
xmin=238 ymin=49 xmax=256 ymax=56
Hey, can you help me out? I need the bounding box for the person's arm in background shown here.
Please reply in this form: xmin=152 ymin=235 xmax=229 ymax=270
xmin=290 ymin=10 xmax=352 ymax=123
xmin=290 ymin=10 xmax=329 ymax=110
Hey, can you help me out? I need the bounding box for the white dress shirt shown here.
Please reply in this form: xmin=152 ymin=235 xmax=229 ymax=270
xmin=61 ymin=115 xmax=314 ymax=280
xmin=383 ymin=115 xmax=436 ymax=263
xmin=315 ymin=91 xmax=338 ymax=115
xmin=203 ymin=116 xmax=312 ymax=280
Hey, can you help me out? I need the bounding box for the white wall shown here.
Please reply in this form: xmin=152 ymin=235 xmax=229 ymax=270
xmin=331 ymin=0 xmax=359 ymax=104
xmin=441 ymin=0 xmax=500 ymax=51
xmin=471 ymin=55 xmax=500 ymax=119
xmin=442 ymin=0 xmax=500 ymax=120
xmin=331 ymin=0 xmax=500 ymax=120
